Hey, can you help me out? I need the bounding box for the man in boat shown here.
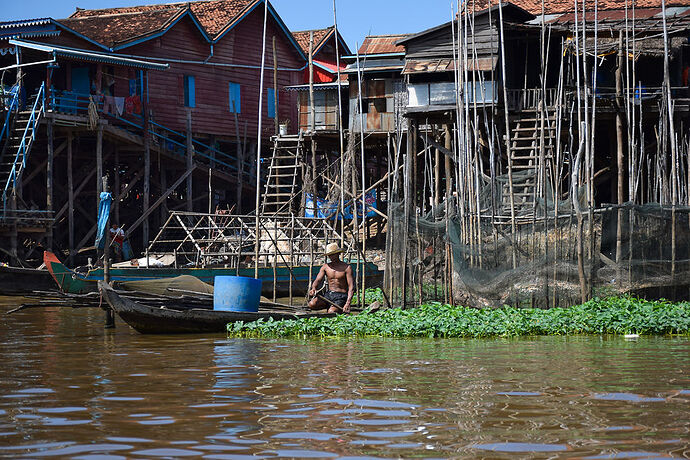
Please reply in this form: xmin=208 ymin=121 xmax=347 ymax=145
xmin=308 ymin=243 xmax=354 ymax=314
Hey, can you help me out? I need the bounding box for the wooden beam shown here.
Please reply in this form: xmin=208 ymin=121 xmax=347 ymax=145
xmin=125 ymin=167 xmax=196 ymax=240
xmin=67 ymin=131 xmax=74 ymax=265
xmin=46 ymin=120 xmax=54 ymax=249
xmin=24 ymin=139 xmax=66 ymax=185
xmin=96 ymin=124 xmax=103 ymax=204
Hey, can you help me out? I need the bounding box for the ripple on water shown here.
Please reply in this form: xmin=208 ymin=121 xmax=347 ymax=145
xmin=41 ymin=417 xmax=92 ymax=426
xmin=22 ymin=443 xmax=132 ymax=456
xmin=344 ymin=419 xmax=411 ymax=426
xmin=136 ymin=416 xmax=176 ymax=425
xmin=35 ymin=407 xmax=87 ymax=413
xmin=584 ymin=452 xmax=674 ymax=459
xmin=319 ymin=408 xmax=411 ymax=417
xmin=315 ymin=398 xmax=416 ymax=409
xmin=106 ymin=437 xmax=152 ymax=443
xmin=261 ymin=449 xmax=338 ymax=458
xmin=593 ymin=393 xmax=665 ymax=402
xmin=271 ymin=432 xmax=338 ymax=441
xmin=473 ymin=442 xmax=569 ymax=452
xmin=357 ymin=431 xmax=414 ymax=438
xmin=496 ymin=391 xmax=542 ymax=396
xmin=132 ymin=448 xmax=204 ymax=456
xmin=101 ymin=396 xmax=145 ymax=401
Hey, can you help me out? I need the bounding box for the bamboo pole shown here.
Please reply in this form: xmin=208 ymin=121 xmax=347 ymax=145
xmin=273 ymin=35 xmax=279 ymax=136
xmin=497 ymin=1 xmax=518 ymax=268
xmin=254 ymin=0 xmax=269 ymax=279
xmin=309 ymin=31 xmax=315 ymax=133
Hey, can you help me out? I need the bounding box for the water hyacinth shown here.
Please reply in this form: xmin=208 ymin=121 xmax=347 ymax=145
xmin=228 ymin=296 xmax=690 ymax=338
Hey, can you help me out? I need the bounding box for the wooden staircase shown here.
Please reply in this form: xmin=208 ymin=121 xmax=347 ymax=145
xmin=260 ymin=133 xmax=305 ymax=216
xmin=0 ymin=84 xmax=45 ymax=217
xmin=503 ymin=108 xmax=557 ymax=213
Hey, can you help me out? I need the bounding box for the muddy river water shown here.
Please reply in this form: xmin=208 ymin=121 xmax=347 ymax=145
xmin=0 ymin=298 xmax=688 ymax=459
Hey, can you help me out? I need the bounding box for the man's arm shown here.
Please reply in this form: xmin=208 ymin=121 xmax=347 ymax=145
xmin=343 ymin=265 xmax=355 ymax=313
xmin=309 ymin=265 xmax=327 ymax=297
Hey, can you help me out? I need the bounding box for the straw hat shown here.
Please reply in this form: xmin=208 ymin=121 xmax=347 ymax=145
xmin=324 ymin=242 xmax=343 ymax=256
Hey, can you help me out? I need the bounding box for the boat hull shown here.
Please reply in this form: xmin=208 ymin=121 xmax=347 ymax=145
xmin=99 ymin=281 xmax=331 ymax=334
xmin=0 ymin=265 xmax=57 ymax=294
xmin=45 ymin=251 xmax=382 ymax=295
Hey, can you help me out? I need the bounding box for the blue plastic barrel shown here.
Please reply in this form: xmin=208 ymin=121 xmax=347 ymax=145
xmin=213 ymin=276 xmax=262 ymax=312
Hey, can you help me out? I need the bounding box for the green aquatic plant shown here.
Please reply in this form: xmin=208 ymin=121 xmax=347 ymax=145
xmin=228 ymin=296 xmax=690 ymax=338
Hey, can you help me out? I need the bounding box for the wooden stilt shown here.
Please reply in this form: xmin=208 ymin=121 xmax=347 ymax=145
xmin=96 ymin=124 xmax=103 ymax=203
xmin=46 ymin=120 xmax=54 ymax=249
xmin=114 ymin=147 xmax=120 ymax=225
xmin=67 ymin=131 xmax=74 ymax=266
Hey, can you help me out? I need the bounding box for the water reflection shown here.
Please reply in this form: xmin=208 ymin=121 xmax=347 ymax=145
xmin=0 ymin=300 xmax=688 ymax=458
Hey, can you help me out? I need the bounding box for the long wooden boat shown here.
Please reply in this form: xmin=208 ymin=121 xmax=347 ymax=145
xmin=45 ymin=251 xmax=382 ymax=295
xmin=0 ymin=264 xmax=58 ymax=294
xmin=98 ymin=281 xmax=332 ymax=334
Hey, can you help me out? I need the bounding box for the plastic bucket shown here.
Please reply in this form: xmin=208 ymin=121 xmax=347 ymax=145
xmin=213 ymin=276 xmax=262 ymax=312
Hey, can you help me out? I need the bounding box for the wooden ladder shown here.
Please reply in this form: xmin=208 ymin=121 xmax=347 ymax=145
xmin=504 ymin=108 xmax=557 ymax=212
xmin=260 ymin=133 xmax=304 ymax=216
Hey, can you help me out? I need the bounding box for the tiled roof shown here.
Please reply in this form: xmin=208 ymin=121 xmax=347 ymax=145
xmin=61 ymin=7 xmax=185 ymax=48
xmin=292 ymin=27 xmax=333 ymax=56
xmin=62 ymin=0 xmax=259 ymax=47
xmin=358 ymin=34 xmax=411 ymax=55
xmin=467 ymin=0 xmax=690 ymax=15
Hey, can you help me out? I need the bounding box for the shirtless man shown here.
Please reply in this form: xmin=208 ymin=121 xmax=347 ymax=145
xmin=308 ymin=243 xmax=355 ymax=313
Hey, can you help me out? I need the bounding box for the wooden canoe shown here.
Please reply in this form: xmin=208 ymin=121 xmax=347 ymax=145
xmin=0 ymin=264 xmax=57 ymax=294
xmin=98 ymin=281 xmax=333 ymax=334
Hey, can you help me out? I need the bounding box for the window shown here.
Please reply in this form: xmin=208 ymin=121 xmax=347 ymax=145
xmin=183 ymin=75 xmax=195 ymax=108
xmin=229 ymin=82 xmax=241 ymax=113
xmin=267 ymin=88 xmax=276 ymax=118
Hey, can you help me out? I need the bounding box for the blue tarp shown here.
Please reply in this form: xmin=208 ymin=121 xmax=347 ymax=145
xmin=305 ymin=190 xmax=377 ymax=220
xmin=95 ymin=192 xmax=112 ymax=250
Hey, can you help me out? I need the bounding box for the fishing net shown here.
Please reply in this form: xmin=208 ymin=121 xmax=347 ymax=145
xmin=115 ymin=275 xmax=214 ymax=297
xmin=386 ymin=198 xmax=690 ymax=309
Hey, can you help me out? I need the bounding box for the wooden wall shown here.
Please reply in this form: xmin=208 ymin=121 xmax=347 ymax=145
xmin=122 ymin=11 xmax=303 ymax=140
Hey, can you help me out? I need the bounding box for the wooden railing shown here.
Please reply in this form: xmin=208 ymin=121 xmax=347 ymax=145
xmin=506 ymin=88 xmax=558 ymax=111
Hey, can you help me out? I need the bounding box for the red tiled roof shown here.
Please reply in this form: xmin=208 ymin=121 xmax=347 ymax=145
xmin=292 ymin=27 xmax=333 ymax=56
xmin=61 ymin=7 xmax=185 ymax=48
xmin=62 ymin=0 xmax=259 ymax=47
xmin=467 ymin=0 xmax=690 ymax=15
xmin=358 ymin=34 xmax=410 ymax=55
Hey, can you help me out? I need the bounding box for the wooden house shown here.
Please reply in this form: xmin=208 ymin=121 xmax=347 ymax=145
xmin=0 ymin=0 xmax=314 ymax=264
xmin=344 ymin=34 xmax=410 ymax=133
xmin=288 ymin=26 xmax=350 ymax=132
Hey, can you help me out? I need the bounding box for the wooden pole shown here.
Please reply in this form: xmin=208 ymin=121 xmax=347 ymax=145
xmin=102 ymin=175 xmax=114 ymax=328
xmin=46 ymin=120 xmax=54 ymax=249
xmin=233 ymin=102 xmax=242 ymax=214
xmin=186 ymin=108 xmax=194 ymax=212
xmin=143 ymin=71 xmax=151 ymax=248
xmin=497 ymin=1 xmax=518 ymax=268
xmin=273 ymin=35 xmax=279 ymax=136
xmin=309 ymin=31 xmax=315 ymax=132
xmin=114 ymin=147 xmax=120 ymax=225
xmin=96 ymin=124 xmax=103 ymax=203
xmin=254 ymin=0 xmax=269 ymax=279
xmin=67 ymin=131 xmax=74 ymax=266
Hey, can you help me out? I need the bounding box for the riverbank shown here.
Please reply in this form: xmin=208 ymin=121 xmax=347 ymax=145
xmin=228 ymin=296 xmax=690 ymax=338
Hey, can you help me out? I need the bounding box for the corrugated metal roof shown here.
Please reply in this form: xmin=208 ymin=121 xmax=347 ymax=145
xmin=358 ymin=34 xmax=411 ymax=55
xmin=9 ymin=39 xmax=169 ymax=70
xmin=402 ymin=57 xmax=496 ymax=74
xmin=467 ymin=0 xmax=690 ymax=15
